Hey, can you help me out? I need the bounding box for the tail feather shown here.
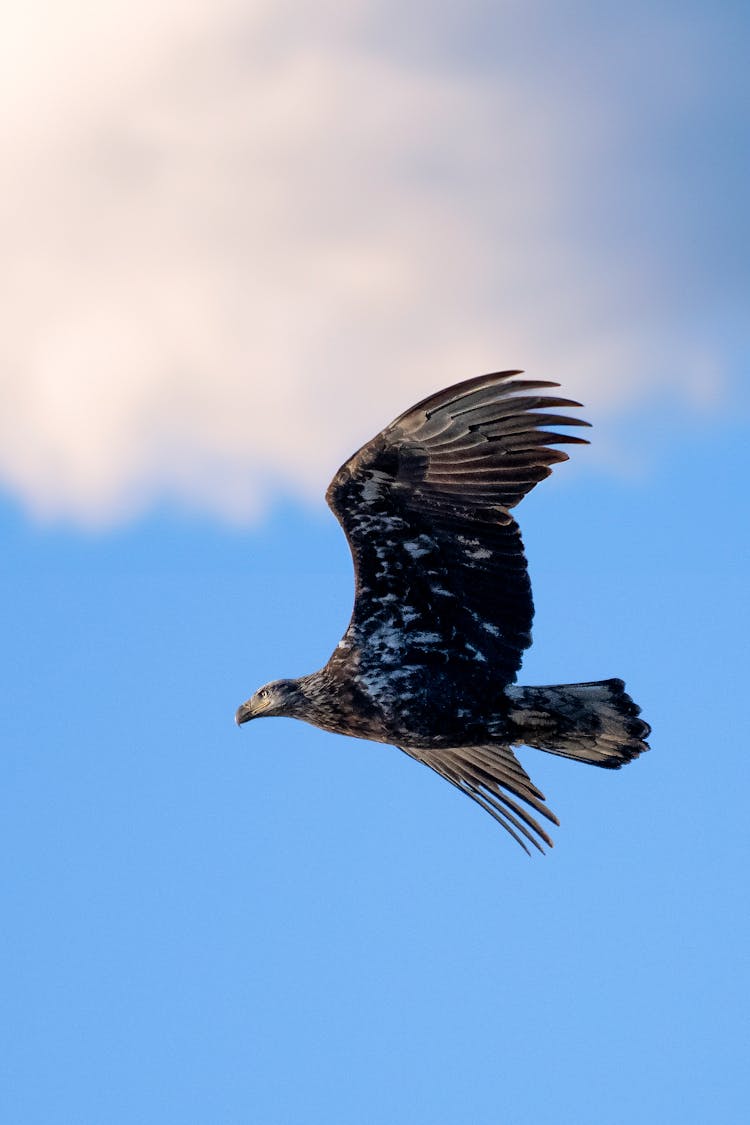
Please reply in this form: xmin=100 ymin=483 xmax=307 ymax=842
xmin=505 ymin=678 xmax=650 ymax=768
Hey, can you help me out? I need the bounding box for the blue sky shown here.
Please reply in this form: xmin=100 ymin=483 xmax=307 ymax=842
xmin=2 ymin=2 xmax=749 ymax=1123
xmin=3 ymin=423 xmax=749 ymax=1124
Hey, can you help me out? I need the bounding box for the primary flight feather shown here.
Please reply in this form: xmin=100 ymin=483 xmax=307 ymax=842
xmin=236 ymin=370 xmax=650 ymax=853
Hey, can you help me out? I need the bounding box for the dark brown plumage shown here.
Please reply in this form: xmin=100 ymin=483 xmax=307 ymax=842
xmin=236 ymin=370 xmax=650 ymax=853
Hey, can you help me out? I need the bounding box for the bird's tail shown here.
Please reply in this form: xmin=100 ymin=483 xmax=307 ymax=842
xmin=504 ymin=678 xmax=650 ymax=767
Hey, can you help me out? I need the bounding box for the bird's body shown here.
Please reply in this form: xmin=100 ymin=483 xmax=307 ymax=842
xmin=237 ymin=371 xmax=650 ymax=852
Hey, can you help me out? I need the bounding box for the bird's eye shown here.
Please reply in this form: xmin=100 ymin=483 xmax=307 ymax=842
xmin=259 ymin=689 xmax=269 ymax=700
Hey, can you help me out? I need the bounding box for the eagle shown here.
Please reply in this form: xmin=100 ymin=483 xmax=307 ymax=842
xmin=236 ymin=370 xmax=649 ymax=853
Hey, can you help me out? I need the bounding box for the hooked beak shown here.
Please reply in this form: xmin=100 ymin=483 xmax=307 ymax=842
xmin=235 ymin=699 xmax=256 ymax=726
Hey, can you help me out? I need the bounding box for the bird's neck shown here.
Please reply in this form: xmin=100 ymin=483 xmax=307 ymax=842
xmin=293 ymin=667 xmax=389 ymax=742
xmin=294 ymin=670 xmax=338 ymax=728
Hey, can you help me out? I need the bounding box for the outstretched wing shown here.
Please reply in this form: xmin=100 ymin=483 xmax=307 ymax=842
xmin=398 ymin=742 xmax=559 ymax=855
xmin=326 ymin=370 xmax=589 ymax=690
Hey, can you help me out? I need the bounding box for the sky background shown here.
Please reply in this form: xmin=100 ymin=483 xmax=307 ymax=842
xmin=2 ymin=2 xmax=749 ymax=1123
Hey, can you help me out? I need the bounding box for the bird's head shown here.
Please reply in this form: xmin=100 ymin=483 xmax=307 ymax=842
xmin=235 ymin=678 xmax=305 ymax=726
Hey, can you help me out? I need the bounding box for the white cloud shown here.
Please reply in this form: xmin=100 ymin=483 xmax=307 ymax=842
xmin=0 ymin=1 xmax=745 ymax=523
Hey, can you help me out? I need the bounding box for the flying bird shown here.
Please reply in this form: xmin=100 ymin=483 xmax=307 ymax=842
xmin=236 ymin=370 xmax=649 ymax=853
